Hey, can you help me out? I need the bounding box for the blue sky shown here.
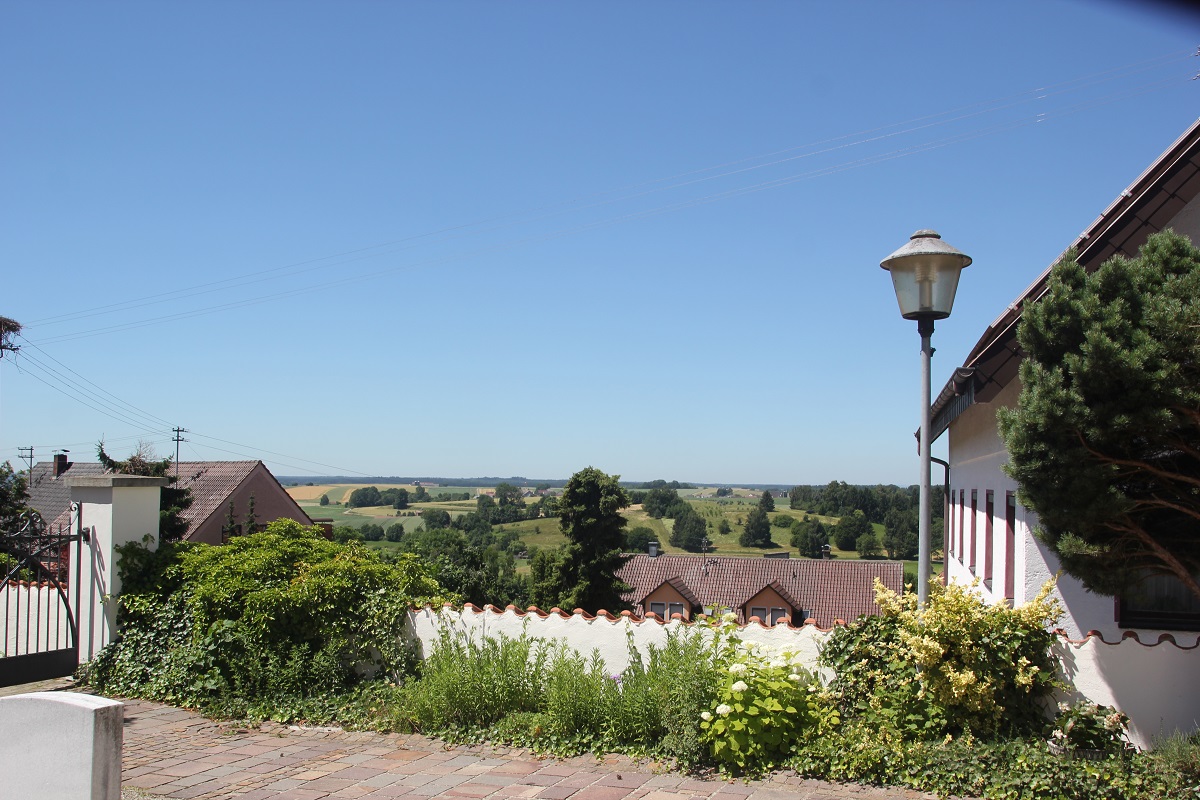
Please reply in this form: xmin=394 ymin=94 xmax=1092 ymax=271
xmin=1 ymin=1 xmax=1196 ymax=485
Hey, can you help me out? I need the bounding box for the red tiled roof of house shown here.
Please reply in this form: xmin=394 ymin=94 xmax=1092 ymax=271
xmin=171 ymin=461 xmax=262 ymax=531
xmin=27 ymin=459 xmax=309 ymax=541
xmin=617 ymin=554 xmax=902 ymax=627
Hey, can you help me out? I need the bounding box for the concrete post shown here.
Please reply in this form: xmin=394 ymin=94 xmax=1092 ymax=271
xmin=0 ymin=691 xmax=123 ymax=799
xmin=66 ymin=475 xmax=167 ymax=663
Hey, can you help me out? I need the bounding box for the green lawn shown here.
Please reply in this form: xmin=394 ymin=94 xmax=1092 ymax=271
xmin=307 ymin=490 xmax=933 ymax=567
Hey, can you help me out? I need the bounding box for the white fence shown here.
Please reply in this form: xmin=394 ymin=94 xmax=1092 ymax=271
xmin=1 ymin=581 xmax=74 ymax=659
xmin=408 ymin=603 xmax=1200 ymax=750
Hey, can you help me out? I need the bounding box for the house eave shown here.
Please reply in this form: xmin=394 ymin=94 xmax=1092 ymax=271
xmin=927 ymin=117 xmax=1200 ymax=442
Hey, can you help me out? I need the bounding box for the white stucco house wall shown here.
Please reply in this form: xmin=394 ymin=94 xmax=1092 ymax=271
xmin=929 ymin=120 xmax=1200 ymax=745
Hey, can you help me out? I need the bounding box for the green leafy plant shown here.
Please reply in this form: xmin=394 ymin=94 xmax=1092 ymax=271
xmin=83 ymin=518 xmax=445 ymax=717
xmin=821 ymin=579 xmax=1062 ymax=739
xmin=699 ymin=618 xmax=837 ymax=772
xmin=1051 ymin=700 xmax=1129 ymax=753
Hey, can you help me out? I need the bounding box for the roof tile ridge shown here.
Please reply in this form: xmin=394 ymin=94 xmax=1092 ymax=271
xmin=525 ymin=605 xmax=551 ymax=618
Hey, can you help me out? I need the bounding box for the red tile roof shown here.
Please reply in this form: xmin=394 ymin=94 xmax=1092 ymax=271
xmin=27 ymin=460 xmax=310 ymax=541
xmin=171 ymin=461 xmax=262 ymax=531
xmin=617 ymin=554 xmax=902 ymax=627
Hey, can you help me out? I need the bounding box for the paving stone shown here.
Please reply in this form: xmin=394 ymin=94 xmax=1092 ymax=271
xmin=112 ymin=697 xmax=960 ymax=800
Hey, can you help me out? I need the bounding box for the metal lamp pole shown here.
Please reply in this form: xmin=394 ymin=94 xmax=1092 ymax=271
xmin=881 ymin=230 xmax=971 ymax=608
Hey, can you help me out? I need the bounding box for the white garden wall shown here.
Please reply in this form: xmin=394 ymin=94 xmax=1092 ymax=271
xmin=409 ymin=603 xmax=1200 ymax=750
xmin=407 ymin=603 xmax=831 ymax=674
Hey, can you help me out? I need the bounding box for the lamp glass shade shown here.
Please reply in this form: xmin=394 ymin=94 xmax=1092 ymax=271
xmin=881 ymin=230 xmax=972 ymax=320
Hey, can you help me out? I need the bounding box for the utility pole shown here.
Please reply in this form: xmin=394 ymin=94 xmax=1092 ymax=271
xmin=17 ymin=446 xmax=33 ymax=474
xmin=172 ymin=427 xmax=188 ymax=481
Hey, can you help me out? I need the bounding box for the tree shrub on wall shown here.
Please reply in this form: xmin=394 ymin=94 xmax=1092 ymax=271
xmin=84 ymin=518 xmax=445 ymax=716
xmin=999 ymin=230 xmax=1200 ymax=602
xmin=820 ymin=579 xmax=1061 ymax=739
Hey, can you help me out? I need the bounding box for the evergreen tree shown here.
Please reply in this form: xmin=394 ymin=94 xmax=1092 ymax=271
xmin=999 ymin=230 xmax=1200 ymax=601
xmin=759 ymin=490 xmax=775 ymax=513
xmin=98 ymin=441 xmax=193 ymax=541
xmin=669 ymin=507 xmax=708 ymax=552
xmin=223 ymin=500 xmax=238 ymax=540
xmin=739 ymin=506 xmax=773 ymax=548
xmin=556 ymin=467 xmax=631 ymax=612
xmin=319 ymin=493 xmax=329 ymax=506
xmin=244 ymin=494 xmax=257 ymax=534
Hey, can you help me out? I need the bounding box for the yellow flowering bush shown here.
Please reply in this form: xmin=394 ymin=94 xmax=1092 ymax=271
xmin=821 ymin=578 xmax=1062 ymax=738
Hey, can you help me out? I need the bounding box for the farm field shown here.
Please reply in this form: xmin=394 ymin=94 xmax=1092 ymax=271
xmin=288 ymin=483 xmax=940 ymax=577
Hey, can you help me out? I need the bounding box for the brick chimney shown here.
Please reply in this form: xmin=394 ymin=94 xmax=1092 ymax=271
xmin=53 ymin=453 xmax=71 ymax=477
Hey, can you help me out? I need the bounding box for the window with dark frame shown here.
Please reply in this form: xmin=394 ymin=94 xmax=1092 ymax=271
xmin=1118 ymin=573 xmax=1200 ymax=631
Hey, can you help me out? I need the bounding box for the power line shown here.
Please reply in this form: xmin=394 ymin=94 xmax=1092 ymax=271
xmin=9 ymin=357 xmax=164 ymax=436
xmin=185 ymin=431 xmax=372 ymax=476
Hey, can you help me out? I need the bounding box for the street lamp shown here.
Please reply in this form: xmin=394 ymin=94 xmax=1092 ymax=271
xmin=881 ymin=230 xmax=971 ymax=607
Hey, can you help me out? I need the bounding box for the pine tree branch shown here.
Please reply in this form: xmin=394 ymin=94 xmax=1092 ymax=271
xmin=1113 ymin=516 xmax=1200 ymax=604
xmin=1077 ymin=434 xmax=1200 ymax=491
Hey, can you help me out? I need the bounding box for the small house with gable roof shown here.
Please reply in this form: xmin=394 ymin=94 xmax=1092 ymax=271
xmin=26 ymin=456 xmax=312 ymax=544
xmin=617 ymin=553 xmax=902 ymax=627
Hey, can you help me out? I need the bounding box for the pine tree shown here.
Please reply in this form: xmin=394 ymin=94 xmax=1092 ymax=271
xmin=739 ymin=506 xmax=773 ymax=548
xmin=556 ymin=467 xmax=631 ymax=612
xmin=999 ymin=230 xmax=1200 ymax=601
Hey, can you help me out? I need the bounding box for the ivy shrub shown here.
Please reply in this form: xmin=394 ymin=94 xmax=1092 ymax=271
xmin=82 ymin=518 xmax=445 ymax=718
xmin=791 ymin=724 xmax=1181 ymax=800
xmin=821 ymin=578 xmax=1062 ymax=739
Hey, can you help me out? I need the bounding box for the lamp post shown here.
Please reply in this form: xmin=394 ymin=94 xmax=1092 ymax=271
xmin=881 ymin=230 xmax=971 ymax=607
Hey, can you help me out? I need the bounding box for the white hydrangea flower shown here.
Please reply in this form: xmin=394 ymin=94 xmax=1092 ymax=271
xmin=731 ymin=680 xmax=749 ymax=693
xmin=1058 ymin=702 xmax=1071 ymax=713
xmin=769 ymin=658 xmax=786 ymax=669
xmin=721 ymin=612 xmax=737 ymax=623
xmin=700 ymin=711 xmax=712 ymax=721
xmin=716 ymin=703 xmax=733 ymax=716
xmin=788 ymin=673 xmax=803 ymax=682
xmin=728 ymin=662 xmax=747 ymax=674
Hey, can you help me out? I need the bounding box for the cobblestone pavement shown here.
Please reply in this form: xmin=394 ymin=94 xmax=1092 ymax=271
xmin=118 ymin=698 xmax=942 ymax=800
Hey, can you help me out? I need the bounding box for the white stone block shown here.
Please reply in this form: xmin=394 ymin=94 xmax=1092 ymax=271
xmin=0 ymin=692 xmax=123 ymax=800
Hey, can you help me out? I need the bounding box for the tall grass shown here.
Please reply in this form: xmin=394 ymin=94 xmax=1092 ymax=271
xmin=403 ymin=618 xmax=729 ymax=760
